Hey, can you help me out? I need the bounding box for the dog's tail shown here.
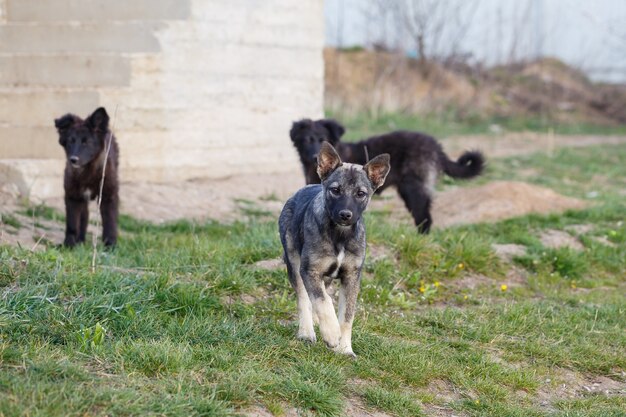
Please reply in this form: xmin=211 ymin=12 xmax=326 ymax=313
xmin=440 ymin=150 xmax=485 ymax=179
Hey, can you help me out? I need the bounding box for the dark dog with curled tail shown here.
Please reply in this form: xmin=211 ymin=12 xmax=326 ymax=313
xmin=289 ymin=119 xmax=484 ymax=233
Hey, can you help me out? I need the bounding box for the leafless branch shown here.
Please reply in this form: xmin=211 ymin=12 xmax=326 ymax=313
xmin=91 ymin=106 xmax=118 ymax=273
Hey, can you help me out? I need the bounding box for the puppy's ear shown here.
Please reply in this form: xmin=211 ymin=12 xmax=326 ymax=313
xmin=54 ymin=114 xmax=75 ymax=146
xmin=290 ymin=119 xmax=312 ymax=143
xmin=86 ymin=107 xmax=109 ymax=132
xmin=320 ymin=119 xmax=345 ymax=144
xmin=317 ymin=142 xmax=342 ymax=181
xmin=54 ymin=114 xmax=75 ymax=133
xmin=364 ymin=153 xmax=390 ymax=190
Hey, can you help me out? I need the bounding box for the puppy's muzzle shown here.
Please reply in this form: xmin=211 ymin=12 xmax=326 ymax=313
xmin=339 ymin=210 xmax=353 ymax=221
xmin=69 ymin=156 xmax=80 ymax=168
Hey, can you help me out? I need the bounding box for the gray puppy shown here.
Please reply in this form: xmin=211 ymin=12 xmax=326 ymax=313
xmin=279 ymin=142 xmax=390 ymax=357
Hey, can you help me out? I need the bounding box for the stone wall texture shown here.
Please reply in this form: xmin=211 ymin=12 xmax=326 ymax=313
xmin=0 ymin=0 xmax=323 ymax=198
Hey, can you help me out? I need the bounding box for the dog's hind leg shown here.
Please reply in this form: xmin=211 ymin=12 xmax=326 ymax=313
xmin=100 ymin=194 xmax=118 ymax=247
xmin=285 ymin=251 xmax=316 ymax=343
xmin=295 ymin=273 xmax=316 ymax=343
xmin=398 ymin=178 xmax=433 ymax=234
xmin=303 ymin=272 xmax=341 ymax=349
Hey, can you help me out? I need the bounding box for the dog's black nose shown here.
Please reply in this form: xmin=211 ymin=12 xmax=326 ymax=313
xmin=339 ymin=210 xmax=353 ymax=221
xmin=69 ymin=156 xmax=79 ymax=164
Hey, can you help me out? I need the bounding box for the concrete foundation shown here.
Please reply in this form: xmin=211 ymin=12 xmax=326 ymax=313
xmin=0 ymin=0 xmax=323 ymax=199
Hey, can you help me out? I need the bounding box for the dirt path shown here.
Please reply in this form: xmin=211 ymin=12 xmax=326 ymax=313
xmin=440 ymin=132 xmax=626 ymax=159
xmin=1 ymin=133 xmax=619 ymax=247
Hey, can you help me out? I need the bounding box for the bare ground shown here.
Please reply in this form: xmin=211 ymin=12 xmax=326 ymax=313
xmin=539 ymin=229 xmax=585 ymax=251
xmin=0 ymin=178 xmax=588 ymax=250
xmin=536 ymin=368 xmax=626 ymax=412
xmin=2 ymin=133 xmax=618 ymax=248
xmin=367 ymin=180 xmax=587 ymax=230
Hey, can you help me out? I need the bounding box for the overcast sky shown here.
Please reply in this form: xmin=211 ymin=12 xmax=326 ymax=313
xmin=325 ymin=0 xmax=626 ymax=83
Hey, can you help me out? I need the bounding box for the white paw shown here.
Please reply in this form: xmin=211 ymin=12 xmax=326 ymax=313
xmin=320 ymin=323 xmax=341 ymax=348
xmin=333 ymin=344 xmax=356 ymax=358
xmin=297 ymin=328 xmax=317 ymax=344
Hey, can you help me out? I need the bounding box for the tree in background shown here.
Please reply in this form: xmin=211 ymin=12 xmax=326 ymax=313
xmin=374 ymin=0 xmax=480 ymax=72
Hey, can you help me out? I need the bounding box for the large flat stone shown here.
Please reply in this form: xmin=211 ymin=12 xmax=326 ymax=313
xmin=6 ymin=0 xmax=190 ymax=22
xmin=0 ymin=159 xmax=64 ymax=199
xmin=0 ymin=55 xmax=131 ymax=87
xmin=0 ymin=91 xmax=99 ymax=127
xmin=0 ymin=127 xmax=62 ymax=159
xmin=0 ymin=23 xmax=162 ymax=53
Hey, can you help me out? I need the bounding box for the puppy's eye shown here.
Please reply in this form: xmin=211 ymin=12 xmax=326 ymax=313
xmin=356 ymin=190 xmax=367 ymax=198
xmin=81 ymin=138 xmax=87 ymax=144
xmin=329 ymin=187 xmax=340 ymax=195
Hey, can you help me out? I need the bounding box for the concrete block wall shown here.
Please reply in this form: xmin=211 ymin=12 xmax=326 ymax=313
xmin=0 ymin=0 xmax=324 ymax=198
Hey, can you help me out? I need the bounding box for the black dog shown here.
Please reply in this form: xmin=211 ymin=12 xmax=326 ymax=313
xmin=55 ymin=107 xmax=119 ymax=247
xmin=279 ymin=142 xmax=390 ymax=357
xmin=290 ymin=119 xmax=485 ymax=233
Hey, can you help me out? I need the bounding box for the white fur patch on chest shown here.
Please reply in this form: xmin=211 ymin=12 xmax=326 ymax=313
xmin=330 ymin=248 xmax=345 ymax=278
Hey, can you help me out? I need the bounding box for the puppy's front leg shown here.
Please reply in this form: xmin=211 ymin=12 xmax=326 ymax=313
xmin=336 ymin=270 xmax=360 ymax=357
xmin=303 ymin=270 xmax=341 ymax=348
xmin=78 ymin=201 xmax=89 ymax=243
xmin=64 ymin=196 xmax=86 ymax=247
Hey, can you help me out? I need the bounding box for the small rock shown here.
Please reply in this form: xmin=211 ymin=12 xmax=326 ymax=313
xmin=565 ymin=224 xmax=594 ymax=235
xmin=539 ymin=230 xmax=584 ymax=251
xmin=253 ymin=258 xmax=284 ymax=270
xmin=492 ymin=243 xmax=527 ymax=262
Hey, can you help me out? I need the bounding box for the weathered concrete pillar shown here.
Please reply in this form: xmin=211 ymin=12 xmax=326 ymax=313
xmin=0 ymin=0 xmax=324 ymax=199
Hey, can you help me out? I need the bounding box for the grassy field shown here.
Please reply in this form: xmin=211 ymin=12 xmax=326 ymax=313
xmin=1 ymin=143 xmax=625 ymax=416
xmin=326 ymin=110 xmax=626 ymax=141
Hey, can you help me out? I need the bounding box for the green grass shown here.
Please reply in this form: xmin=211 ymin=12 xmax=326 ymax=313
xmin=326 ymin=110 xmax=626 ymax=141
xmin=1 ymin=143 xmax=625 ymax=416
xmin=20 ymin=204 xmax=64 ymax=222
xmin=0 ymin=214 xmax=22 ymax=230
